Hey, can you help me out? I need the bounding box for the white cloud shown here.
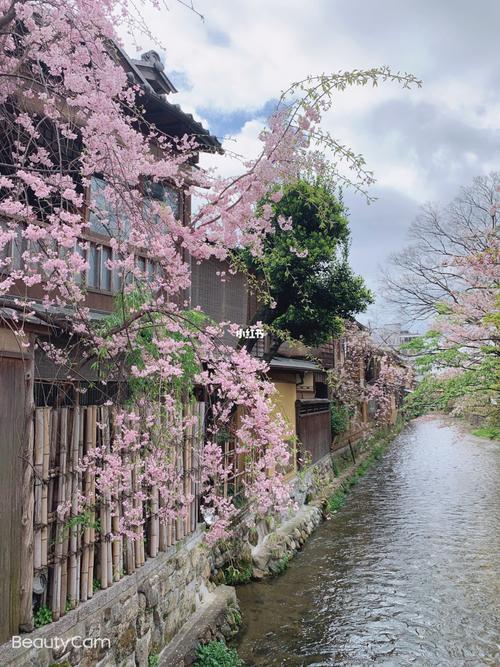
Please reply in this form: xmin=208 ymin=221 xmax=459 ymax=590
xmin=202 ymin=118 xmax=265 ymax=177
xmin=119 ymin=0 xmax=500 ymax=324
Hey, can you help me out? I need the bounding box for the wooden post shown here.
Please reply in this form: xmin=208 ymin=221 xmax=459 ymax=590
xmin=19 ymin=342 xmax=35 ymax=632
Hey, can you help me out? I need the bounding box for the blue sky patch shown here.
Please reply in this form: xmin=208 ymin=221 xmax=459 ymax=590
xmin=197 ymin=99 xmax=279 ymax=139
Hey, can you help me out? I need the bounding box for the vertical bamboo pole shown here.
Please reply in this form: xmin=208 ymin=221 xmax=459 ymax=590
xmin=190 ymin=402 xmax=196 ymax=532
xmin=223 ymin=439 xmax=229 ymax=501
xmin=165 ymin=406 xmax=173 ymax=547
xmin=68 ymin=406 xmax=79 ymax=608
xmin=104 ymin=408 xmax=113 ymax=585
xmin=80 ymin=407 xmax=89 ymax=603
xmin=50 ymin=408 xmax=63 ymax=621
xmin=124 ymin=412 xmax=138 ymax=574
xmin=77 ymin=408 xmax=90 ymax=602
xmin=159 ymin=492 xmax=167 ymax=552
xmin=99 ymin=501 xmax=108 ymax=590
xmin=99 ymin=408 xmax=108 ymax=590
xmin=34 ymin=408 xmax=44 ymax=572
xmin=87 ymin=406 xmax=96 ymax=598
xmin=132 ymin=436 xmax=138 ymax=568
xmin=176 ymin=401 xmax=184 ymax=542
xmin=111 ymin=408 xmax=122 ymax=581
xmin=174 ymin=440 xmax=180 ymax=543
xmin=150 ymin=486 xmax=159 ymax=558
xmin=184 ymin=402 xmax=191 ymax=535
xmin=112 ymin=515 xmax=120 ymax=581
xmin=40 ymin=408 xmax=50 ymax=576
xmin=76 ymin=409 xmax=84 ymax=601
xmin=132 ymin=450 xmax=141 ymax=567
xmin=110 ymin=407 xmax=120 ymax=580
xmin=59 ymin=408 xmax=70 ymax=615
xmin=195 ymin=401 xmax=204 ymax=528
xmin=123 ymin=434 xmax=135 ymax=574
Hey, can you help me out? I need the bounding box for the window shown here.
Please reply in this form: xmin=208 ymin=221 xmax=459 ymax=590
xmin=74 ymin=242 xmax=84 ymax=285
xmin=136 ymin=255 xmax=146 ymax=275
xmin=88 ymin=176 xmax=130 ymax=237
xmin=135 ymin=255 xmax=158 ymax=286
xmin=0 ymin=222 xmax=26 ymax=273
xmin=87 ymin=242 xmax=112 ymax=292
xmin=0 ymin=222 xmax=13 ymax=272
xmin=144 ymin=180 xmax=181 ymax=220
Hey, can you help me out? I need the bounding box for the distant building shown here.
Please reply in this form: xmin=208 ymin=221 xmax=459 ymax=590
xmin=376 ymin=323 xmax=420 ymax=349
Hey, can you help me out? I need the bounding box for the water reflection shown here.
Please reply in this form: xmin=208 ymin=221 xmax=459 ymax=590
xmin=235 ymin=416 xmax=500 ymax=666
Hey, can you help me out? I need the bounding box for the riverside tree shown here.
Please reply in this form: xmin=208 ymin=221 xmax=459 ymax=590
xmin=0 ymin=0 xmax=421 ymax=542
xmin=382 ymin=172 xmax=498 ymax=320
xmin=402 ymin=240 xmax=499 ymax=425
xmin=237 ymin=180 xmax=373 ymax=361
xmin=388 ymin=175 xmax=500 ymax=426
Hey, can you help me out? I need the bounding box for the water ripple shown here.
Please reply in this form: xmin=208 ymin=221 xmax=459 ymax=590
xmin=236 ymin=417 xmax=500 ymax=667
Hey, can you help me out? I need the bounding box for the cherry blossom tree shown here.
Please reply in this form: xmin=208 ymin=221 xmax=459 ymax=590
xmin=0 ymin=0 xmax=421 ymax=542
xmin=401 ymin=183 xmax=499 ymax=425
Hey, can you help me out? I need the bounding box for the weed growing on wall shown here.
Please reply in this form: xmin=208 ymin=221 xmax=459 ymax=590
xmin=195 ymin=640 xmax=244 ymax=667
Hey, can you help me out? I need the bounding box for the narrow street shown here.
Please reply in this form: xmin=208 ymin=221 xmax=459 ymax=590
xmin=235 ymin=416 xmax=500 ymax=666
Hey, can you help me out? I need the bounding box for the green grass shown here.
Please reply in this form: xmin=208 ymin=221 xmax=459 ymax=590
xmin=34 ymin=605 xmax=52 ymax=628
xmin=472 ymin=426 xmax=500 ymax=440
xmin=274 ymin=553 xmax=291 ymax=575
xmin=222 ymin=563 xmax=252 ymax=585
xmin=195 ymin=640 xmax=244 ymax=667
xmin=326 ymin=488 xmax=347 ymax=513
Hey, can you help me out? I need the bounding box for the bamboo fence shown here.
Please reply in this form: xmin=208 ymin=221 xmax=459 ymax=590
xmin=30 ymin=401 xmax=205 ymax=618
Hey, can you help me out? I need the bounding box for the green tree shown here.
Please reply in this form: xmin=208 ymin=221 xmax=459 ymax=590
xmin=237 ymin=180 xmax=372 ymax=359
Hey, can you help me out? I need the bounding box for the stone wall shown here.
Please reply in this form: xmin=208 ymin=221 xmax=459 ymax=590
xmin=0 ymin=529 xmax=214 ymax=667
xmin=209 ymin=452 xmax=337 ymax=583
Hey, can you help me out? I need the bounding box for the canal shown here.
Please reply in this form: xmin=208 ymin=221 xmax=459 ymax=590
xmin=235 ymin=416 xmax=500 ymax=666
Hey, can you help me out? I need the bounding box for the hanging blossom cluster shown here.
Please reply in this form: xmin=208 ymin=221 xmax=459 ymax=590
xmin=0 ymin=0 xmax=420 ymax=541
xmin=196 ymin=333 xmax=293 ymax=543
xmin=328 ymin=321 xmax=413 ymax=424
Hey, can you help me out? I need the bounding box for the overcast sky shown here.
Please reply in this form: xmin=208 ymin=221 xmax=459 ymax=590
xmin=124 ymin=0 xmax=500 ymax=328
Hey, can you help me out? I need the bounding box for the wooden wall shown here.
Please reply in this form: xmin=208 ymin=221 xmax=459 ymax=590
xmin=0 ymin=347 xmax=28 ymax=641
xmin=296 ymin=399 xmax=331 ymax=465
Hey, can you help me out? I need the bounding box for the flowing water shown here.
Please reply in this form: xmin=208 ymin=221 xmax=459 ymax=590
xmin=235 ymin=416 xmax=500 ymax=666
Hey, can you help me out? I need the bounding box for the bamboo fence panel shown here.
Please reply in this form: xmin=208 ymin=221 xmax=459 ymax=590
xmin=28 ymin=399 xmax=205 ymax=623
